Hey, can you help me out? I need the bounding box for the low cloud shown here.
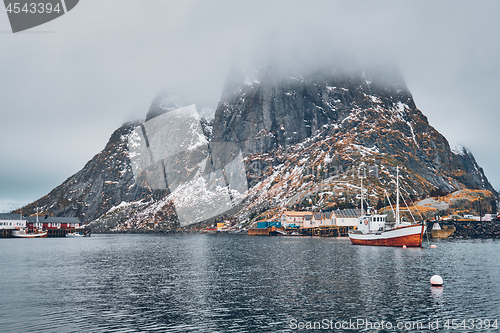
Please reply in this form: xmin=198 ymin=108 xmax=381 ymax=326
xmin=1 ymin=0 xmax=499 ymax=202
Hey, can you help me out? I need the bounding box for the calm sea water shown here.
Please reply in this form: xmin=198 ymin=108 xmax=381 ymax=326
xmin=0 ymin=234 xmax=498 ymax=332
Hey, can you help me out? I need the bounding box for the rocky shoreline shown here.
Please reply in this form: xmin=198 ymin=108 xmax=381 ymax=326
xmin=434 ymin=220 xmax=500 ymax=239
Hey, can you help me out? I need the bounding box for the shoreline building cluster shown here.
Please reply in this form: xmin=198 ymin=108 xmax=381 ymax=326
xmin=280 ymin=209 xmax=364 ymax=229
xmin=0 ymin=213 xmax=88 ymax=238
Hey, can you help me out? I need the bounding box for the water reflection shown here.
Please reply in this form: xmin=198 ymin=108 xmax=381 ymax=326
xmin=0 ymin=236 xmax=499 ymax=332
xmin=431 ymin=286 xmax=444 ymax=298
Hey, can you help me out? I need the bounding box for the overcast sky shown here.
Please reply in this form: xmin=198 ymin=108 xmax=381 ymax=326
xmin=0 ymin=0 xmax=499 ymax=212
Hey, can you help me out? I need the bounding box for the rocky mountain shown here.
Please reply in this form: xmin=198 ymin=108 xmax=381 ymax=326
xmin=215 ymin=60 xmax=492 ymax=191
xmin=16 ymin=58 xmax=498 ymax=230
xmin=17 ymin=91 xmax=244 ymax=232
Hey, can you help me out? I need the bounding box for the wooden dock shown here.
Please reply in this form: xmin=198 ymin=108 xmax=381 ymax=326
xmin=248 ymin=226 xmax=283 ymax=236
xmin=1 ymin=227 xmax=91 ymax=238
xmin=0 ymin=229 xmax=13 ymax=238
xmin=248 ymin=226 xmax=349 ymax=237
xmin=300 ymin=226 xmax=349 ymax=237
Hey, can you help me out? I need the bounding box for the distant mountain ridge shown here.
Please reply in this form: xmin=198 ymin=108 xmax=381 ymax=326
xmin=16 ymin=59 xmax=497 ymax=230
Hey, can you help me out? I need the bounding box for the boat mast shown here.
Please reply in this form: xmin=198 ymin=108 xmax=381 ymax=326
xmin=396 ymin=166 xmax=400 ymax=225
xmin=361 ymin=176 xmax=364 ymax=214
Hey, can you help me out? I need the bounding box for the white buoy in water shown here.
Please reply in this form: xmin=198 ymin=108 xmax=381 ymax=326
xmin=430 ymin=245 xmax=437 ymax=248
xmin=430 ymin=275 xmax=443 ymax=286
xmin=402 ymin=245 xmax=407 ymax=249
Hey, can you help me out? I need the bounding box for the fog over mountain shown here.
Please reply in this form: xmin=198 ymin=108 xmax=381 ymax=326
xmin=15 ymin=55 xmax=497 ymax=231
xmin=0 ymin=1 xmax=499 ymax=208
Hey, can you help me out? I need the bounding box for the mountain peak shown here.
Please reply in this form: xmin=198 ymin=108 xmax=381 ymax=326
xmin=212 ymin=59 xmax=496 ymax=197
xmin=214 ymin=58 xmax=416 ymax=156
xmin=145 ymin=90 xmax=194 ymax=122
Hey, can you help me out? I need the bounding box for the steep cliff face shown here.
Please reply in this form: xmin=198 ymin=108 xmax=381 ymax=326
xmin=212 ymin=61 xmax=496 ymax=196
xmin=213 ymin=62 xmax=413 ymax=156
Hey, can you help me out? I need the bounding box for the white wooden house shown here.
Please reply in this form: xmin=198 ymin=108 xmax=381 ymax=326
xmin=0 ymin=214 xmax=27 ymax=229
xmin=331 ymin=209 xmax=364 ymax=226
xmin=281 ymin=211 xmax=313 ymax=228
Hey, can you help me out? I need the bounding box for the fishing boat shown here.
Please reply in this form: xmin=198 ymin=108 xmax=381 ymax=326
xmin=11 ymin=208 xmax=49 ymax=238
xmin=348 ymin=167 xmax=426 ymax=247
xmin=12 ymin=229 xmax=47 ymax=238
xmin=66 ymin=232 xmax=84 ymax=237
xmin=206 ymin=226 xmax=217 ymax=234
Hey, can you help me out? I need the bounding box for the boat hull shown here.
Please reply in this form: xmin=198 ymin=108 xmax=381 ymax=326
xmin=12 ymin=230 xmax=47 ymax=238
xmin=349 ymin=224 xmax=426 ymax=247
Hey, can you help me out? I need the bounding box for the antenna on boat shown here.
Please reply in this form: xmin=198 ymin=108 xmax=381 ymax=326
xmin=36 ymin=207 xmax=39 ymax=223
xmin=396 ymin=166 xmax=400 ymax=225
xmin=385 ymin=189 xmax=396 ymax=217
xmin=359 ymin=167 xmax=367 ymax=214
xmin=399 ymin=185 xmax=424 ymax=223
xmin=361 ymin=176 xmax=364 ymax=214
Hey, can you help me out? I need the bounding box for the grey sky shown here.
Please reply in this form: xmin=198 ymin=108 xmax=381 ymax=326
xmin=1 ymin=0 xmax=499 ymax=211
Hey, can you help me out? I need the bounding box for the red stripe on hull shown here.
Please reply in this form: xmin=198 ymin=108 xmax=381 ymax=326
xmin=349 ymin=224 xmax=426 ymax=247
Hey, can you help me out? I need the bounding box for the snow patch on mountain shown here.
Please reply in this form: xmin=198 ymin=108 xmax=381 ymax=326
xmin=450 ymin=143 xmax=466 ymax=156
xmin=168 ymin=175 xmax=246 ymax=226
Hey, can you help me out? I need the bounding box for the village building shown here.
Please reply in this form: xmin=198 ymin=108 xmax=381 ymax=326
xmin=281 ymin=211 xmax=312 ymax=228
xmin=280 ymin=209 xmax=364 ymax=228
xmin=321 ymin=211 xmax=334 ymax=226
xmin=0 ymin=213 xmax=88 ymax=238
xmin=25 ymin=216 xmax=82 ymax=232
xmin=331 ymin=209 xmax=364 ymax=226
xmin=0 ymin=213 xmax=27 ymax=229
xmin=302 ymin=214 xmax=314 ymax=228
xmin=309 ymin=213 xmax=323 ymax=227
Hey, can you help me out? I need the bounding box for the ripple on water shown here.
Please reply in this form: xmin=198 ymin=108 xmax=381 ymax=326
xmin=0 ymin=235 xmax=498 ymax=332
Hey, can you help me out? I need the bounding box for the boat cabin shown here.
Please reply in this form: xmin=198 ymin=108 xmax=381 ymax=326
xmin=357 ymin=214 xmax=387 ymax=233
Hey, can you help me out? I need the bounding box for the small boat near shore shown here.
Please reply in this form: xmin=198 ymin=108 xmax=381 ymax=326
xmin=348 ymin=167 xmax=426 ymax=247
xmin=12 ymin=229 xmax=47 ymax=238
xmin=205 ymin=227 xmax=217 ymax=234
xmin=66 ymin=232 xmax=84 ymax=237
xmin=431 ymin=223 xmax=455 ymax=238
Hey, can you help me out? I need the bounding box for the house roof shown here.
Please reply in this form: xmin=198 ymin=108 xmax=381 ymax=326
xmin=332 ymin=209 xmax=363 ymax=219
xmin=283 ymin=211 xmax=312 ymax=217
xmin=0 ymin=213 xmax=81 ymax=224
xmin=26 ymin=216 xmax=81 ymax=224
xmin=322 ymin=210 xmax=333 ymax=219
xmin=0 ymin=213 xmax=25 ymax=221
xmin=313 ymin=213 xmax=323 ymax=220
